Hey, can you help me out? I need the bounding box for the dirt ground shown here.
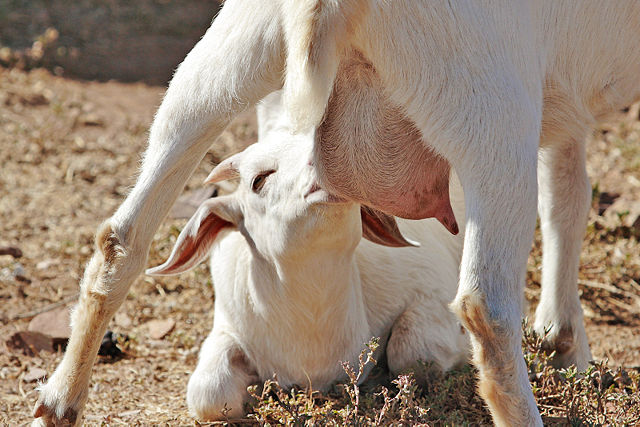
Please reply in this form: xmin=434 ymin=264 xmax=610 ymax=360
xmin=0 ymin=67 xmax=639 ymax=425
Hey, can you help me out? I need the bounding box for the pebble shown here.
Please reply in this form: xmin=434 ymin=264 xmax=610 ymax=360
xmin=145 ymin=318 xmax=175 ymax=340
xmin=24 ymin=367 xmax=47 ymax=383
xmin=28 ymin=306 xmax=72 ymax=339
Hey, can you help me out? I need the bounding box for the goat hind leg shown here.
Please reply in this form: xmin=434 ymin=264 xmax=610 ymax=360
xmin=534 ymin=140 xmax=592 ymax=369
xmin=32 ymin=2 xmax=284 ymax=425
xmin=387 ymin=294 xmax=469 ymax=382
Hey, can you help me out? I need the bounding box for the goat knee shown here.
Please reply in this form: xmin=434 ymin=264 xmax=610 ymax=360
xmin=89 ymin=221 xmax=145 ymax=294
xmin=536 ymin=321 xmax=591 ymax=370
xmin=187 ymin=338 xmax=256 ymax=421
xmin=187 ymin=369 xmax=247 ymax=420
xmin=451 ymin=292 xmax=539 ymax=427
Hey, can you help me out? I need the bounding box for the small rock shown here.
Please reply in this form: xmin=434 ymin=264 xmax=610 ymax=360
xmin=7 ymin=331 xmax=55 ymax=355
xmin=13 ymin=263 xmax=26 ymax=278
xmin=23 ymin=93 xmax=49 ymax=107
xmin=0 ymin=268 xmax=12 ymax=281
xmin=78 ymin=113 xmax=103 ymax=127
xmin=74 ymin=136 xmax=86 ymax=149
xmin=147 ymin=339 xmax=171 ymax=350
xmin=597 ymin=191 xmax=620 ymax=216
xmin=81 ymin=102 xmax=95 ymax=113
xmin=628 ymin=175 xmax=640 ymax=187
xmin=36 ymin=259 xmax=57 ymax=270
xmin=145 ymin=318 xmax=175 ymax=340
xmin=24 ymin=367 xmax=47 ymax=383
xmin=612 ymin=247 xmax=626 ymax=265
xmin=98 ymin=330 xmax=126 ymax=358
xmin=114 ymin=312 xmax=132 ymax=328
xmin=603 ymin=197 xmax=640 ymax=228
xmin=28 ymin=306 xmax=72 ymax=339
xmin=13 ymin=263 xmax=31 ymax=283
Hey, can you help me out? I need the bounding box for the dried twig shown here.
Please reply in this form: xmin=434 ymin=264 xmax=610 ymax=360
xmin=607 ymin=297 xmax=640 ymax=314
xmin=18 ymin=372 xmax=26 ymax=398
xmin=10 ymin=293 xmax=79 ymax=321
xmin=629 ymin=279 xmax=640 ymax=294
xmin=579 ymin=280 xmax=640 ymax=302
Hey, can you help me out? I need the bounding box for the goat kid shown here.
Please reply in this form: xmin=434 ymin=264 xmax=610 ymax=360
xmin=145 ymin=92 xmax=468 ymax=419
xmin=33 ymin=2 xmax=640 ymax=426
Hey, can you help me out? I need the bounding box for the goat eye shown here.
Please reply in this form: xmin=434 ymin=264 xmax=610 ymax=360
xmin=251 ymin=170 xmax=275 ymax=193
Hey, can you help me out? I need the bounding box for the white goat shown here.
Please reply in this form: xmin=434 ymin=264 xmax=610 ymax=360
xmin=33 ymin=2 xmax=640 ymax=426
xmin=144 ymin=91 xmax=468 ymax=420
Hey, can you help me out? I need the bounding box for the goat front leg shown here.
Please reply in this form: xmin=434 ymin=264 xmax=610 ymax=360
xmin=448 ymin=99 xmax=543 ymax=426
xmin=534 ymin=139 xmax=592 ymax=369
xmin=32 ymin=2 xmax=283 ymax=425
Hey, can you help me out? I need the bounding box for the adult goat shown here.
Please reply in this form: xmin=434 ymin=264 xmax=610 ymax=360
xmin=34 ymin=2 xmax=640 ymax=425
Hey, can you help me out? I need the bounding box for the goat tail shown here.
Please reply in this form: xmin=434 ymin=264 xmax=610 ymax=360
xmin=282 ymin=0 xmax=366 ymax=132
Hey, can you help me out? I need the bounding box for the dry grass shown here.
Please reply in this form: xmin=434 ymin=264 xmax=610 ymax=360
xmin=235 ymin=329 xmax=640 ymax=425
xmin=1 ymin=66 xmax=639 ymax=425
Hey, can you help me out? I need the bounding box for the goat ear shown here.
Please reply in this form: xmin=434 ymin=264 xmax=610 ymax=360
xmin=146 ymin=196 xmax=238 ymax=276
xmin=204 ymin=152 xmax=244 ymax=184
xmin=360 ymin=206 xmax=419 ymax=248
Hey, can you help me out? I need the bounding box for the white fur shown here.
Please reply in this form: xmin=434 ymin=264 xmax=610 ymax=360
xmin=172 ymin=92 xmax=468 ymax=419
xmin=33 ymin=2 xmax=640 ymax=426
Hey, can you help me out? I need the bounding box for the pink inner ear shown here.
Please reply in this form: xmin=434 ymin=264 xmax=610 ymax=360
xmin=315 ymin=50 xmax=459 ymax=235
xmin=146 ymin=201 xmax=234 ymax=276
xmin=163 ymin=215 xmax=232 ymax=273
